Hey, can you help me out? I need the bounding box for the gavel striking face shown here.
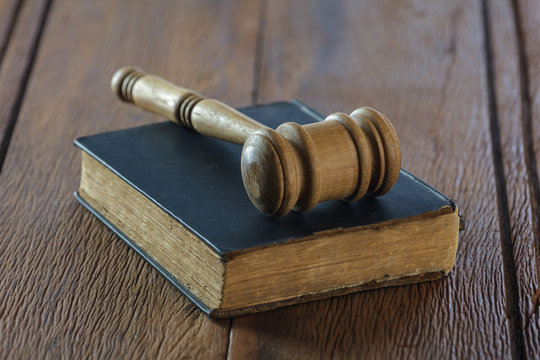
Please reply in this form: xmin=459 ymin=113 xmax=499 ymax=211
xmin=111 ymin=67 xmax=401 ymax=216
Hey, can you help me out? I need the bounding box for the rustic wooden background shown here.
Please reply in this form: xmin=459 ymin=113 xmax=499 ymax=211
xmin=0 ymin=0 xmax=538 ymax=358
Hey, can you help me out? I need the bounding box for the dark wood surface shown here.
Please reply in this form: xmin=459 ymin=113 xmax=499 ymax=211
xmin=0 ymin=0 xmax=537 ymax=358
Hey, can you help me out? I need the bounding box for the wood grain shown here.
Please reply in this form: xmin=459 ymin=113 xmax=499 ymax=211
xmin=0 ymin=0 xmax=538 ymax=358
xmin=0 ymin=0 xmax=21 ymax=64
xmin=0 ymin=0 xmax=260 ymax=358
xmin=485 ymin=0 xmax=539 ymax=357
xmin=229 ymin=0 xmax=515 ymax=358
xmin=111 ymin=67 xmax=263 ymax=145
xmin=506 ymin=0 xmax=540 ymax=355
xmin=0 ymin=0 xmax=50 ymax=168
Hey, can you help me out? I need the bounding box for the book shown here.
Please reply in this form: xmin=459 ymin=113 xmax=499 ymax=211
xmin=74 ymin=100 xmax=460 ymax=318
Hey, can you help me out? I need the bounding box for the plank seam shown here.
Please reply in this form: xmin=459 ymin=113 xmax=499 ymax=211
xmin=0 ymin=0 xmax=54 ymax=174
xmin=227 ymin=0 xmax=267 ymax=357
xmin=225 ymin=318 xmax=234 ymax=360
xmin=0 ymin=0 xmax=24 ymax=70
xmin=250 ymin=0 xmax=267 ymax=106
xmin=481 ymin=0 xmax=525 ymax=358
xmin=511 ymin=0 xmax=540 ymax=314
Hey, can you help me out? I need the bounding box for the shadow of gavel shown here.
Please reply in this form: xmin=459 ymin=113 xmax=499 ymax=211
xmin=111 ymin=67 xmax=401 ymax=216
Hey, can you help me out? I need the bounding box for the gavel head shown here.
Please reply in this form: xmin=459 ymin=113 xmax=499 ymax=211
xmin=241 ymin=108 xmax=401 ymax=216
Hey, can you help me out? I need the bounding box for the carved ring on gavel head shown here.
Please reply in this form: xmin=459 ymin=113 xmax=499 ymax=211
xmin=111 ymin=67 xmax=401 ymax=216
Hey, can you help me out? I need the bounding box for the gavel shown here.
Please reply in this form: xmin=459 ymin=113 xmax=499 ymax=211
xmin=111 ymin=67 xmax=401 ymax=216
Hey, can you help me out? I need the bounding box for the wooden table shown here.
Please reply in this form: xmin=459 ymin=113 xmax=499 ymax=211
xmin=0 ymin=0 xmax=538 ymax=358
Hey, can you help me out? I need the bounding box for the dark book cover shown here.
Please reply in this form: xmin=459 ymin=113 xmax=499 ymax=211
xmin=74 ymin=100 xmax=457 ymax=315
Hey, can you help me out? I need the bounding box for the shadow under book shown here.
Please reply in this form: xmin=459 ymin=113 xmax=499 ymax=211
xmin=74 ymin=101 xmax=460 ymax=318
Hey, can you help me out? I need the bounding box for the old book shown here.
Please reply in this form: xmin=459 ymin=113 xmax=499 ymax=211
xmin=74 ymin=100 xmax=460 ymax=317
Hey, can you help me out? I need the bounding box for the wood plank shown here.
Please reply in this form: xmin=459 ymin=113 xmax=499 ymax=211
xmin=0 ymin=0 xmax=49 ymax=169
xmin=506 ymin=0 xmax=540 ymax=355
xmin=0 ymin=0 xmax=260 ymax=357
xmin=229 ymin=0 xmax=515 ymax=358
xmin=484 ymin=0 xmax=531 ymax=356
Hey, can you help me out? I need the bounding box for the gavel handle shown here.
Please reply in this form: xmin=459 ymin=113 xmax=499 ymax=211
xmin=111 ymin=67 xmax=265 ymax=145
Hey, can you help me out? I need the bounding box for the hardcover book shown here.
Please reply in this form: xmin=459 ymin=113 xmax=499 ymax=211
xmin=75 ymin=101 xmax=460 ymax=317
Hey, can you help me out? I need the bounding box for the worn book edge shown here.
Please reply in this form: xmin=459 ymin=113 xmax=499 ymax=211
xmin=75 ymin=191 xmax=455 ymax=318
xmin=76 ymin=152 xmax=459 ymax=317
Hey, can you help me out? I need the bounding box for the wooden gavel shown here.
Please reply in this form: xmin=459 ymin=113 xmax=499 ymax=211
xmin=111 ymin=67 xmax=401 ymax=216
